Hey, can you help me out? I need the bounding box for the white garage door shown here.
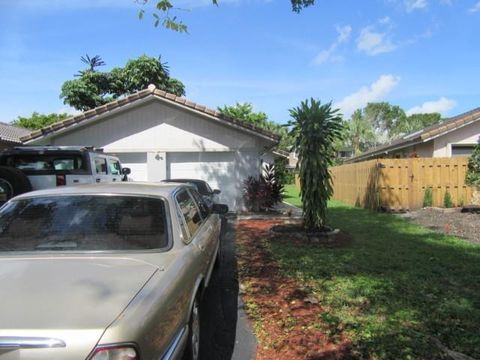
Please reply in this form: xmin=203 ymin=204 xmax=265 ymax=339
xmin=114 ymin=152 xmax=148 ymax=181
xmin=167 ymin=152 xmax=237 ymax=209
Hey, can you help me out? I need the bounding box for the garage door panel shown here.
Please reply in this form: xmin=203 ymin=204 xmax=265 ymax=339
xmin=114 ymin=152 xmax=148 ymax=181
xmin=167 ymin=152 xmax=237 ymax=209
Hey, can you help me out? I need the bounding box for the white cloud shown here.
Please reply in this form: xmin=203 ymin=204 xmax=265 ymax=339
xmin=357 ymin=26 xmax=397 ymax=55
xmin=405 ymin=0 xmax=428 ymax=11
xmin=406 ymin=97 xmax=456 ymax=115
xmin=379 ymin=16 xmax=392 ymax=24
xmin=56 ymin=107 xmax=81 ymax=116
xmin=469 ymin=1 xmax=480 ymax=12
xmin=335 ymin=74 xmax=400 ymax=117
xmin=312 ymin=25 xmax=352 ymax=65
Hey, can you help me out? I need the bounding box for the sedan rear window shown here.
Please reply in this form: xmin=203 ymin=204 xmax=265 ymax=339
xmin=0 ymin=195 xmax=169 ymax=252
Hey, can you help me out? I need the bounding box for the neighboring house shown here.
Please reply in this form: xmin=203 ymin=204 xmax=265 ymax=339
xmin=287 ymin=151 xmax=298 ymax=170
xmin=0 ymin=122 xmax=31 ymax=149
xmin=349 ymin=107 xmax=480 ymax=163
xmin=336 ymin=147 xmax=354 ymax=161
xmin=21 ymin=85 xmax=279 ymax=210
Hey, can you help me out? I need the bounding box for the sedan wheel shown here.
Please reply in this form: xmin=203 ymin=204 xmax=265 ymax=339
xmin=183 ymin=297 xmax=200 ymax=360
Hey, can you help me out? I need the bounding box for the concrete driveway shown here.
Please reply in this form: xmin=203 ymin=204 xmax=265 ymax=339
xmin=199 ymin=216 xmax=257 ymax=360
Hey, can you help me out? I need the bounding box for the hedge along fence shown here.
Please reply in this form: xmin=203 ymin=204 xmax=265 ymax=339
xmin=296 ymin=157 xmax=473 ymax=211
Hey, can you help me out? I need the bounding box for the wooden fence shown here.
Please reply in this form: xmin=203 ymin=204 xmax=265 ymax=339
xmin=297 ymin=157 xmax=474 ymax=210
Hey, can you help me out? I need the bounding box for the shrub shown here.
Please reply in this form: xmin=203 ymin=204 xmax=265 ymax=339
xmin=466 ymin=144 xmax=480 ymax=186
xmin=274 ymin=158 xmax=295 ymax=185
xmin=443 ymin=191 xmax=453 ymax=208
xmin=243 ymin=163 xmax=284 ymax=212
xmin=423 ymin=187 xmax=433 ymax=207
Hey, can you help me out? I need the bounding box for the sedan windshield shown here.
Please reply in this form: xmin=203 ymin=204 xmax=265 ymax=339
xmin=0 ymin=195 xmax=169 ymax=252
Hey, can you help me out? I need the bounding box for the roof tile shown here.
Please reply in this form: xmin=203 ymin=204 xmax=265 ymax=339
xmin=0 ymin=123 xmax=31 ymax=143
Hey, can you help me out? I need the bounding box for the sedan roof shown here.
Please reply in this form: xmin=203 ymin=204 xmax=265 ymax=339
xmin=12 ymin=182 xmax=185 ymax=200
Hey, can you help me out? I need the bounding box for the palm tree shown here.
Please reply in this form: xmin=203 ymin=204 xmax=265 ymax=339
xmin=347 ymin=109 xmax=377 ymax=156
xmin=79 ymin=54 xmax=106 ymax=72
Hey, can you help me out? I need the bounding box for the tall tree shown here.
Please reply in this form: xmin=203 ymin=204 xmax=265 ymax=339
xmin=12 ymin=112 xmax=70 ymax=130
xmin=61 ymin=55 xmax=185 ymax=111
xmin=339 ymin=103 xmax=444 ymax=155
xmin=288 ymin=99 xmax=344 ymax=230
xmin=138 ymin=0 xmax=316 ymax=32
xmin=393 ymin=113 xmax=442 ymax=137
xmin=218 ymin=102 xmax=270 ymax=128
xmin=363 ymin=102 xmax=406 ymax=144
xmin=218 ymin=102 xmax=293 ymax=150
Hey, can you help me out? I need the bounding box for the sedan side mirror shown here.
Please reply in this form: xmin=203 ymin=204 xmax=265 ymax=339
xmin=213 ymin=189 xmax=221 ymax=195
xmin=212 ymin=203 xmax=228 ymax=214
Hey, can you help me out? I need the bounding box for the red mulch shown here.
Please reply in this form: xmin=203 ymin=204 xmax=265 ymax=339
xmin=236 ymin=219 xmax=355 ymax=360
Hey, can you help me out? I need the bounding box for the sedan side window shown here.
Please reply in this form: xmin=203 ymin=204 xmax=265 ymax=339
xmin=189 ymin=189 xmax=210 ymax=219
xmin=176 ymin=190 xmax=203 ymax=239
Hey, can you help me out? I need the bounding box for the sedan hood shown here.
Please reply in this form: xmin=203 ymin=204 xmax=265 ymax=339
xmin=0 ymin=256 xmax=158 ymax=360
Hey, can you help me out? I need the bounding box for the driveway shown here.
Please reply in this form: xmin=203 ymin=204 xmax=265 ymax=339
xmin=199 ymin=216 xmax=257 ymax=360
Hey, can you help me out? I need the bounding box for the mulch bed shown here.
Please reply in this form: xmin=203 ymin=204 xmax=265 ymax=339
xmin=400 ymin=207 xmax=480 ymax=244
xmin=236 ymin=219 xmax=354 ymax=360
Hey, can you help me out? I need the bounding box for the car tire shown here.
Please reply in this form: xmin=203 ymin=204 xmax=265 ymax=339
xmin=183 ymin=296 xmax=201 ymax=360
xmin=0 ymin=167 xmax=32 ymax=202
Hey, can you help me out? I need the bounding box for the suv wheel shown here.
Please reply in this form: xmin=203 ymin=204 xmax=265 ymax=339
xmin=0 ymin=167 xmax=32 ymax=202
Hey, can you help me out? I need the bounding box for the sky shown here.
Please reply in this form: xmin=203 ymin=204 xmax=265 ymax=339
xmin=0 ymin=0 xmax=479 ymax=125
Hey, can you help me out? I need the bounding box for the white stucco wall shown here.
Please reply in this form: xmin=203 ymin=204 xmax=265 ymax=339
xmin=433 ymin=121 xmax=480 ymax=157
xmin=29 ymin=99 xmax=275 ymax=210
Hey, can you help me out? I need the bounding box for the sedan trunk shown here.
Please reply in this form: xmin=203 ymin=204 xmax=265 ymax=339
xmin=0 ymin=256 xmax=158 ymax=360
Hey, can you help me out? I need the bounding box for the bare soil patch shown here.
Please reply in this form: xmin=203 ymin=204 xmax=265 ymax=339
xmin=400 ymin=207 xmax=480 ymax=243
xmin=236 ymin=219 xmax=355 ymax=360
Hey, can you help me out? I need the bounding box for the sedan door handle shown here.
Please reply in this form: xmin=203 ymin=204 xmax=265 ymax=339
xmin=96 ymin=178 xmax=101 ymax=183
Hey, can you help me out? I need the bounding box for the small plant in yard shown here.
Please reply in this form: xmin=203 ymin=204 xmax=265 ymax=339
xmin=288 ymin=98 xmax=343 ymax=231
xmin=243 ymin=163 xmax=284 ymax=212
xmin=465 ymin=144 xmax=480 ymax=186
xmin=466 ymin=144 xmax=480 ymax=205
xmin=443 ymin=191 xmax=453 ymax=208
xmin=423 ymin=187 xmax=433 ymax=207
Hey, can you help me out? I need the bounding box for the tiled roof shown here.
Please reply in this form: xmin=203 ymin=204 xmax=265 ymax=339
xmin=0 ymin=122 xmax=31 ymax=144
xmin=349 ymin=107 xmax=480 ymax=162
xmin=21 ymin=85 xmax=280 ymax=143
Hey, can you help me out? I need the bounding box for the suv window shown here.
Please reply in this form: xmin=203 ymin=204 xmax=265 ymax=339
xmin=176 ymin=190 xmax=203 ymax=239
xmin=3 ymin=154 xmax=86 ymax=173
xmin=95 ymin=157 xmax=108 ymax=175
xmin=0 ymin=195 xmax=169 ymax=252
xmin=109 ymin=159 xmax=122 ymax=175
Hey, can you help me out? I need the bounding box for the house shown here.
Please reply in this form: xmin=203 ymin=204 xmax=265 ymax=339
xmin=336 ymin=147 xmax=354 ymax=161
xmin=349 ymin=107 xmax=480 ymax=163
xmin=21 ymin=85 xmax=280 ymax=210
xmin=287 ymin=151 xmax=298 ymax=170
xmin=0 ymin=122 xmax=30 ymax=149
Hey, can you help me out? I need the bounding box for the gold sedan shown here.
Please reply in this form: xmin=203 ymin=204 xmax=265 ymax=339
xmin=0 ymin=182 xmax=227 ymax=360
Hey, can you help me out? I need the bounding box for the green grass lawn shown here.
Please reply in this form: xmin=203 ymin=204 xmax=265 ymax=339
xmin=275 ymin=185 xmax=480 ymax=359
